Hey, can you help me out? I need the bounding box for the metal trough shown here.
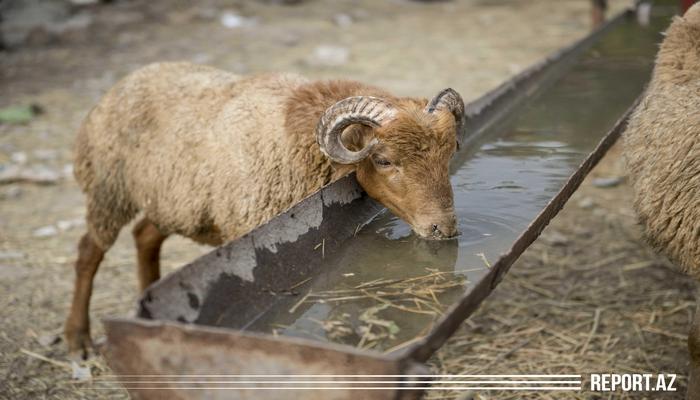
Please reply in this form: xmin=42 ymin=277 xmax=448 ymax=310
xmin=102 ymin=7 xmax=672 ymax=399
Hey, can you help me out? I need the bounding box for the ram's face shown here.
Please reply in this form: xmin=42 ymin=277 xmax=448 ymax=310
xmin=316 ymin=88 xmax=464 ymax=240
xmin=348 ymin=106 xmax=459 ymax=239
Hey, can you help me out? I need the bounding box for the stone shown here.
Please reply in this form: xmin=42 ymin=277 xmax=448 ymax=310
xmin=306 ymin=45 xmax=350 ymax=67
xmin=0 ymin=250 xmax=25 ymax=260
xmin=333 ymin=13 xmax=353 ymax=28
xmin=37 ymin=333 xmax=61 ymax=347
xmin=71 ymin=361 xmax=92 ymax=381
xmin=220 ymin=11 xmax=257 ymax=29
xmin=592 ymin=176 xmax=624 ymax=188
xmin=578 ymin=197 xmax=595 ymax=209
xmin=10 ymin=152 xmax=28 ymax=164
xmin=56 ymin=218 xmax=85 ymax=231
xmin=33 ymin=225 xmax=58 ymax=237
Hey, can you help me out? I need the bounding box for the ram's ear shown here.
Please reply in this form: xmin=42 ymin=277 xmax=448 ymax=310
xmin=330 ymin=162 xmax=356 ymax=179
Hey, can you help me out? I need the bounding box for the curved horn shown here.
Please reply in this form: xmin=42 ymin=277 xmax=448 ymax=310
xmin=425 ymin=88 xmax=465 ymax=143
xmin=316 ymin=96 xmax=396 ymax=164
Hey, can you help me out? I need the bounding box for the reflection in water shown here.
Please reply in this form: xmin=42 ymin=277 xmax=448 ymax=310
xmin=240 ymin=14 xmax=667 ymax=350
xmin=247 ymin=228 xmax=460 ymax=350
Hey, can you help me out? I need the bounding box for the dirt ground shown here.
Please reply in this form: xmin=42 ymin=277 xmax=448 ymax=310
xmin=1 ymin=0 xmax=693 ymax=399
xmin=428 ymin=142 xmax=696 ymax=400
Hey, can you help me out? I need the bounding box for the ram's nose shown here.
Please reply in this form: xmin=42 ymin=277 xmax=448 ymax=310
xmin=430 ymin=218 xmax=458 ymax=239
xmin=414 ymin=213 xmax=458 ymax=240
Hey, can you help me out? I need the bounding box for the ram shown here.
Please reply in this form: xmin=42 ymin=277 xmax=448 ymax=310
xmin=66 ymin=62 xmax=464 ymax=357
xmin=624 ymin=4 xmax=700 ymax=398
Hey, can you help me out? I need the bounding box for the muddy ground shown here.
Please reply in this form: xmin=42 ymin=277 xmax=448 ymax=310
xmin=1 ymin=0 xmax=693 ymax=399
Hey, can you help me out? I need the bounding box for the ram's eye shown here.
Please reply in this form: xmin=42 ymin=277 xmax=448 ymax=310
xmin=373 ymin=157 xmax=392 ymax=167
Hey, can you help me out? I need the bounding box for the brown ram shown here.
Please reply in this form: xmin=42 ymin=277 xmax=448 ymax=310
xmin=66 ymin=62 xmax=464 ymax=357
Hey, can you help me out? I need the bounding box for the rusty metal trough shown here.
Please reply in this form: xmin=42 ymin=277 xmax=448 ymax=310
xmin=101 ymin=7 xmax=671 ymax=399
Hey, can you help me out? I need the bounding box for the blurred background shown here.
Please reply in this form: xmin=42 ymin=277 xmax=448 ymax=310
xmin=0 ymin=1 xmax=695 ymax=399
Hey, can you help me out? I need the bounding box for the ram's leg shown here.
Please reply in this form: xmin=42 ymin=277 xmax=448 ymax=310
xmin=688 ymin=302 xmax=700 ymax=399
xmin=132 ymin=218 xmax=168 ymax=291
xmin=591 ymin=0 xmax=607 ymax=28
xmin=65 ymin=232 xmax=105 ymax=359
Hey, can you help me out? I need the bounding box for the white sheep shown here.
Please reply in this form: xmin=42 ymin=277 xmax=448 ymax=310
xmin=624 ymin=4 xmax=700 ymax=397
